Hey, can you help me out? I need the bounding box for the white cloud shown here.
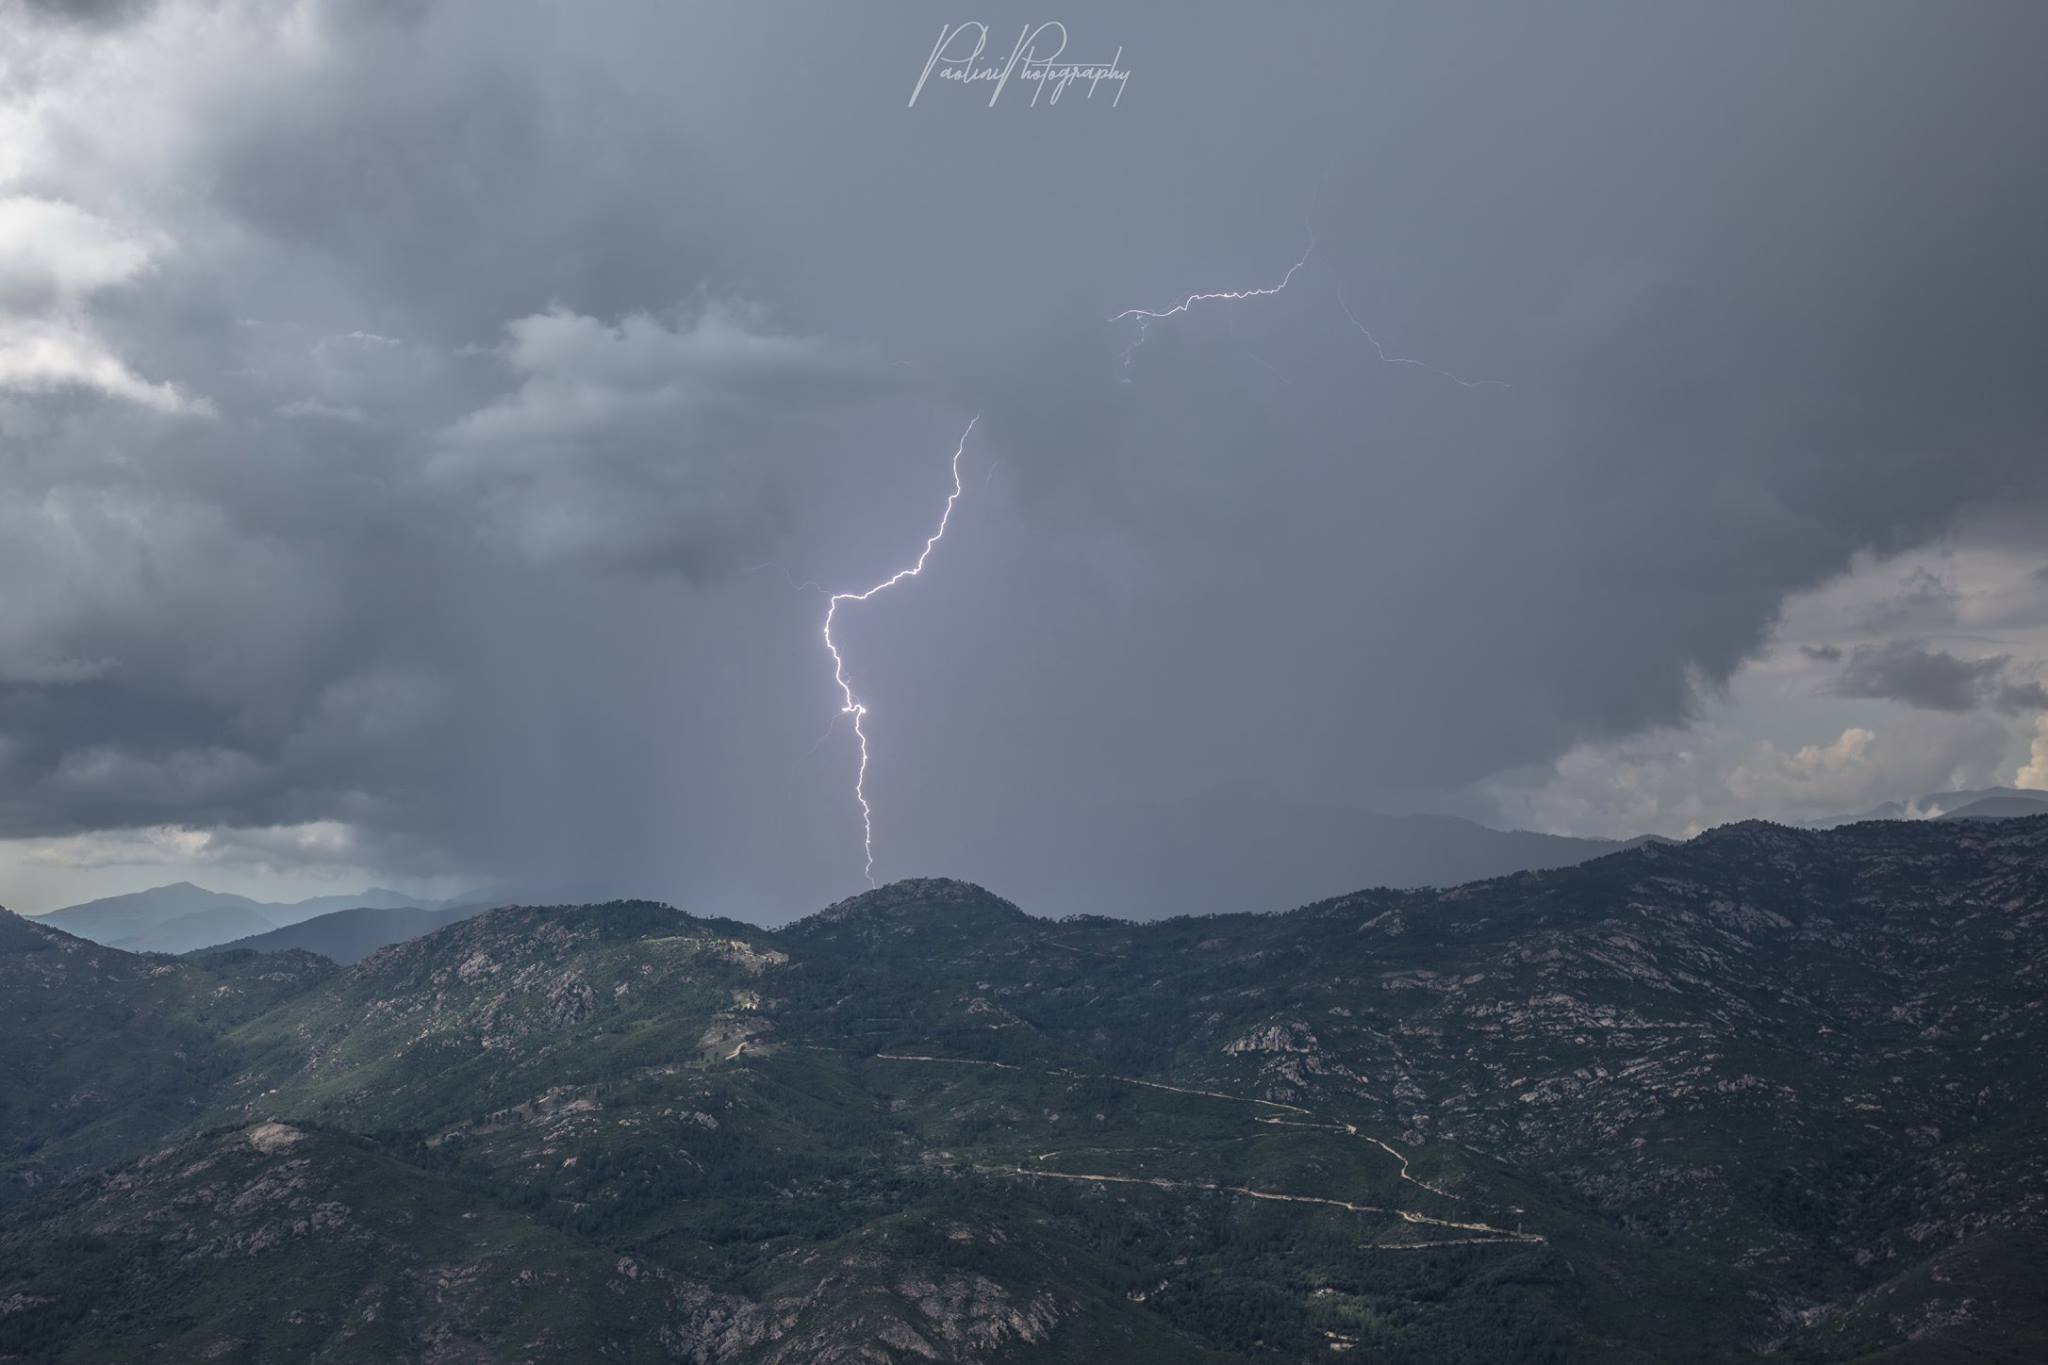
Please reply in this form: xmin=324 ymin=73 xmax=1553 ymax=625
xmin=1486 ymin=536 xmax=2048 ymax=834
xmin=1722 ymin=725 xmax=1880 ymax=812
xmin=2020 ymin=716 xmax=2048 ymax=791
xmin=1487 ymin=715 xmax=2017 ymax=837
xmin=0 ymin=195 xmax=151 ymax=303
xmin=0 ymin=315 xmax=200 ymax=411
xmin=0 ymin=196 xmax=205 ymax=412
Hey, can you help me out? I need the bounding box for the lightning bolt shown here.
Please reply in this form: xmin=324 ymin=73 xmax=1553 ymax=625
xmin=1109 ymin=213 xmax=1506 ymax=392
xmin=804 ymin=195 xmax=1493 ymax=889
xmin=1111 ymin=234 xmax=1316 ymax=369
xmin=822 ymin=416 xmax=977 ymax=886
xmin=1337 ymin=286 xmax=1509 ymax=390
xmin=1111 ymin=235 xmax=1317 ymax=325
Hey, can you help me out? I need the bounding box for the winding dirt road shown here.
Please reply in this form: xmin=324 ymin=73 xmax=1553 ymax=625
xmin=862 ymin=1049 xmax=1543 ymax=1249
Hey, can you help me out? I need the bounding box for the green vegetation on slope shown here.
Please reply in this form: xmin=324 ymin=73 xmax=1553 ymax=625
xmin=4 ymin=819 xmax=2046 ymax=1362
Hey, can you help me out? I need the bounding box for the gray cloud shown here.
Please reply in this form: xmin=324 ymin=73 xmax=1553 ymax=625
xmin=1829 ymin=641 xmax=2047 ymax=718
xmin=430 ymin=304 xmax=881 ymax=581
xmin=1997 ymin=681 xmax=2048 ymax=715
xmin=2 ymin=1 xmax=2046 ymax=917
xmin=1833 ymin=643 xmax=2008 ymax=712
xmin=1858 ymin=568 xmax=1964 ymax=635
xmin=20 ymin=0 xmax=154 ymax=27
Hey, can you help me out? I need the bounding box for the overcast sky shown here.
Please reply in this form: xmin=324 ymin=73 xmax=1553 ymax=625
xmin=2 ymin=0 xmax=2045 ymax=918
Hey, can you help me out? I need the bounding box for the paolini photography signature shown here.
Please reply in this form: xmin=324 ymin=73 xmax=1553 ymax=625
xmin=908 ymin=22 xmax=1130 ymax=109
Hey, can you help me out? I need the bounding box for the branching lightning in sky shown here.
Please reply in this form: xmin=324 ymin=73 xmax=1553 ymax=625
xmin=1112 ymin=235 xmax=1316 ymax=368
xmin=1337 ymin=286 xmax=1509 ymax=390
xmin=822 ymin=416 xmax=978 ymax=886
xmin=1109 ymin=219 xmax=1507 ymax=391
xmin=1111 ymin=236 xmax=1318 ymax=325
xmin=807 ymin=201 xmax=1496 ymax=892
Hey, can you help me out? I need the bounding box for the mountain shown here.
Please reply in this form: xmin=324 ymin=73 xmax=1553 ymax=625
xmin=30 ymin=881 xmax=270 ymax=943
xmin=167 ymin=812 xmax=1636 ymax=968
xmin=193 ymin=901 xmax=495 ymax=965
xmin=270 ymin=886 xmax=445 ymax=919
xmin=4 ymin=818 xmax=2046 ymax=1362
xmin=19 ymin=806 xmax=1637 ymax=955
xmin=1939 ymin=792 xmax=2048 ymax=820
xmin=0 ymin=912 xmax=332 ymax=1203
xmin=107 ymin=903 xmax=283 ymax=956
xmin=26 ymin=882 xmax=446 ymax=954
xmin=1807 ymin=784 xmax=2048 ymax=827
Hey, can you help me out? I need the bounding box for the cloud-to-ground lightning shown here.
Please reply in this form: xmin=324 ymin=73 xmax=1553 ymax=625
xmin=822 ymin=416 xmax=977 ymax=886
xmin=806 ymin=198 xmax=1493 ymax=890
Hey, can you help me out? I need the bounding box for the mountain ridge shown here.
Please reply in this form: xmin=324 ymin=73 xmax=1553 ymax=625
xmin=27 ymin=881 xmax=448 ymax=954
xmin=4 ymin=818 xmax=2045 ymax=1362
xmin=192 ymin=901 xmax=497 ymax=965
xmin=1805 ymin=784 xmax=2048 ymax=828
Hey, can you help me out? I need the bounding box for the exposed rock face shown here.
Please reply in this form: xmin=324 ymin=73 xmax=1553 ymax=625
xmin=246 ymin=1122 xmax=305 ymax=1155
xmin=1224 ymin=1019 xmax=1318 ymax=1055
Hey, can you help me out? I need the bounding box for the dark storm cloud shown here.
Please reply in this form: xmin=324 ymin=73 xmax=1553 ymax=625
xmin=1800 ymin=645 xmax=1844 ymax=663
xmin=1833 ymin=643 xmax=2010 ymax=713
xmin=4 ymin=1 xmax=2048 ymax=917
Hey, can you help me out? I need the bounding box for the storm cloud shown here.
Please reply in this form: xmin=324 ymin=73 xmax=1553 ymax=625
xmin=1834 ymin=643 xmax=2015 ymax=713
xmin=3 ymin=1 xmax=2047 ymax=917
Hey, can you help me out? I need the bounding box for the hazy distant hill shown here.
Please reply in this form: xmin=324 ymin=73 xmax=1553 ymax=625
xmin=109 ymin=904 xmax=283 ymax=956
xmin=194 ymin=902 xmax=494 ymax=965
xmin=1939 ymin=792 xmax=2048 ymax=820
xmin=1807 ymin=785 xmax=2048 ymax=827
xmin=32 ymin=882 xmax=270 ymax=943
xmin=6 ymin=817 xmax=2043 ymax=1362
xmin=29 ymin=882 xmax=444 ymax=955
xmin=267 ymin=887 xmax=443 ymax=920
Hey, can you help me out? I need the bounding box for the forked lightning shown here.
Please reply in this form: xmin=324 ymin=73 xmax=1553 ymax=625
xmin=822 ymin=416 xmax=978 ymax=886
